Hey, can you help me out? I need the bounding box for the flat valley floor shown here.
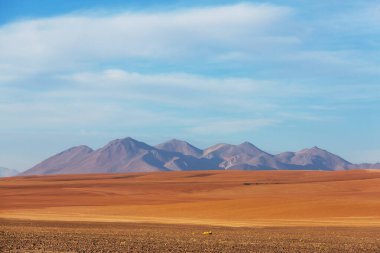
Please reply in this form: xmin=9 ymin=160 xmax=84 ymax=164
xmin=1 ymin=170 xmax=380 ymax=252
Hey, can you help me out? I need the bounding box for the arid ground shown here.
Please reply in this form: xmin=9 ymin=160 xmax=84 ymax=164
xmin=1 ymin=170 xmax=380 ymax=226
xmin=1 ymin=170 xmax=380 ymax=252
xmin=1 ymin=219 xmax=380 ymax=252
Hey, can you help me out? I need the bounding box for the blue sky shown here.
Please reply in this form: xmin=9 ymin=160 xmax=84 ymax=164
xmin=0 ymin=0 xmax=379 ymax=171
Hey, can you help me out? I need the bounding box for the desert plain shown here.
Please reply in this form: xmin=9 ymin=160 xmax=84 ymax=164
xmin=1 ymin=170 xmax=380 ymax=252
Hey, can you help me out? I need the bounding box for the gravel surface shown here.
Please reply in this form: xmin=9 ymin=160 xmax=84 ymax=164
xmin=1 ymin=219 xmax=380 ymax=253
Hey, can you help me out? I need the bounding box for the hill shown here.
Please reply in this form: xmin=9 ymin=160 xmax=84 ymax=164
xmin=21 ymin=137 xmax=379 ymax=175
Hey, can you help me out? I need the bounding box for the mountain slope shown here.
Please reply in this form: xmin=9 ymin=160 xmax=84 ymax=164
xmin=22 ymin=137 xmax=219 ymax=175
xmin=203 ymin=142 xmax=283 ymax=170
xmin=203 ymin=142 xmax=268 ymax=158
xmin=74 ymin=137 xmax=169 ymax=173
xmin=21 ymin=137 xmax=379 ymax=175
xmin=276 ymin=147 xmax=351 ymax=170
xmin=22 ymin=145 xmax=94 ymax=175
xmin=156 ymin=139 xmax=203 ymax=157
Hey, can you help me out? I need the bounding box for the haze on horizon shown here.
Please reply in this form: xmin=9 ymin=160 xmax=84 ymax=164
xmin=0 ymin=0 xmax=379 ymax=171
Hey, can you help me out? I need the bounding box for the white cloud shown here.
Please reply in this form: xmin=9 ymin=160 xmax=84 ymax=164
xmin=0 ymin=67 xmax=337 ymax=138
xmin=1 ymin=2 xmax=377 ymax=86
xmin=0 ymin=3 xmax=293 ymax=79
xmin=1 ymin=2 xmax=379 ymax=169
xmin=61 ymin=69 xmax=276 ymax=94
xmin=62 ymin=68 xmax=379 ymax=106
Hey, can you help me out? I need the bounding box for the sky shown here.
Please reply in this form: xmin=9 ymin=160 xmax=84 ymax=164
xmin=0 ymin=0 xmax=379 ymax=171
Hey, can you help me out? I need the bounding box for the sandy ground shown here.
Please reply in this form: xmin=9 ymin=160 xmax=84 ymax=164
xmin=1 ymin=170 xmax=380 ymax=227
xmin=1 ymin=219 xmax=380 ymax=253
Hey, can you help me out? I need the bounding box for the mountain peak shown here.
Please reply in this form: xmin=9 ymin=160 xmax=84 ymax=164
xmin=167 ymin=138 xmax=188 ymax=144
xmin=238 ymin=141 xmax=258 ymax=148
xmin=300 ymin=146 xmax=329 ymax=154
xmin=156 ymin=139 xmax=202 ymax=157
xmin=114 ymin=137 xmax=139 ymax=144
xmin=105 ymin=137 xmax=153 ymax=153
xmin=203 ymin=141 xmax=269 ymax=158
xmin=108 ymin=137 xmax=144 ymax=146
xmin=237 ymin=141 xmax=270 ymax=156
xmin=22 ymin=136 xmax=378 ymax=176
xmin=123 ymin=136 xmax=138 ymax=141
xmin=294 ymin=146 xmax=351 ymax=170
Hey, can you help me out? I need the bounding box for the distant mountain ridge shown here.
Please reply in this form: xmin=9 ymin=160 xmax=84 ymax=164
xmin=21 ymin=137 xmax=380 ymax=176
xmin=0 ymin=167 xmax=19 ymax=177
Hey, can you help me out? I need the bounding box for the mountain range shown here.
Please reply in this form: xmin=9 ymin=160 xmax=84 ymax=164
xmin=0 ymin=167 xmax=19 ymax=177
xmin=21 ymin=137 xmax=380 ymax=176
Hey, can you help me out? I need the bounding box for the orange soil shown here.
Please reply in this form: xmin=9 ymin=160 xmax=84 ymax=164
xmin=1 ymin=170 xmax=380 ymax=227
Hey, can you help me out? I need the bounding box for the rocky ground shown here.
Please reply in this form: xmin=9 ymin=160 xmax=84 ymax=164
xmin=1 ymin=219 xmax=380 ymax=252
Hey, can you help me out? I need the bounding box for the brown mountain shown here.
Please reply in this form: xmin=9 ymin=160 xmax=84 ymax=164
xmin=275 ymin=146 xmax=352 ymax=170
xmin=203 ymin=142 xmax=283 ymax=170
xmin=22 ymin=137 xmax=219 ymax=176
xmin=23 ymin=138 xmax=172 ymax=175
xmin=21 ymin=137 xmax=379 ymax=175
xmin=23 ymin=145 xmax=94 ymax=175
xmin=155 ymin=139 xmax=203 ymax=157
